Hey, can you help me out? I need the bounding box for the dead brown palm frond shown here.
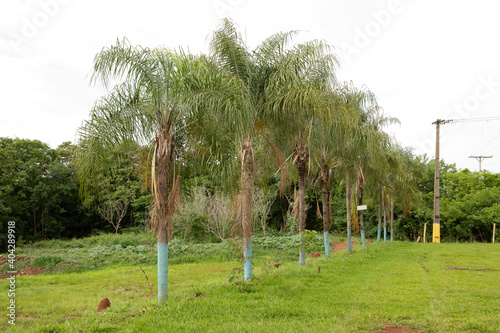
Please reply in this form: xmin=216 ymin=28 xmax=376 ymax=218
xmin=263 ymin=135 xmax=288 ymax=198
xmin=356 ymin=164 xmax=365 ymax=185
xmin=327 ymin=192 xmax=332 ymax=228
xmin=316 ymin=200 xmax=323 ymax=220
xmin=292 ymin=186 xmax=299 ymax=222
xmin=149 ymin=147 xmax=160 ymax=233
xmin=231 ymin=192 xmax=243 ymax=238
xmin=165 ymin=171 xmax=181 ymax=239
xmin=149 ymin=146 xmax=181 ymax=239
xmin=351 ymin=199 xmax=359 ymax=234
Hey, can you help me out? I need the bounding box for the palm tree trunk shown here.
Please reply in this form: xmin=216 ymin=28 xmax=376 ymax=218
xmin=241 ymin=138 xmax=254 ymax=281
xmin=383 ymin=198 xmax=387 ymax=242
xmin=298 ymin=164 xmax=306 ymax=266
xmin=357 ymin=173 xmax=366 ymax=247
xmin=295 ymin=138 xmax=308 ymax=267
xmin=157 ymin=129 xmax=174 ymax=304
xmin=321 ymin=168 xmax=330 ymax=258
xmin=390 ymin=200 xmax=394 ymax=241
xmin=377 ymin=192 xmax=382 ymax=243
xmin=346 ymin=171 xmax=352 ymax=253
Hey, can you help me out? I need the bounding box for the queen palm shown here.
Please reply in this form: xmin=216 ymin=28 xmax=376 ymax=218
xmin=371 ymin=144 xmax=409 ymax=243
xmin=354 ymin=110 xmax=396 ymax=247
xmin=334 ymin=82 xmax=381 ymax=253
xmin=311 ymin=119 xmax=339 ymax=258
xmin=271 ymin=45 xmax=339 ymax=266
xmin=378 ymin=145 xmax=418 ymax=241
xmin=310 ymin=91 xmax=358 ymax=257
xmin=185 ymin=20 xmax=299 ymax=278
xmin=187 ymin=19 xmax=340 ymax=271
xmin=348 ymin=93 xmax=399 ymax=246
xmin=75 ymin=39 xmax=197 ymax=304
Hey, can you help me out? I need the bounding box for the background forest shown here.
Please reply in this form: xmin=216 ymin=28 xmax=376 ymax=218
xmin=1 ymin=136 xmax=498 ymax=249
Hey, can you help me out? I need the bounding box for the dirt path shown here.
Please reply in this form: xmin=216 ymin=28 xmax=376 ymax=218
xmin=376 ymin=324 xmax=420 ymax=332
xmin=0 ymin=255 xmax=45 ymax=279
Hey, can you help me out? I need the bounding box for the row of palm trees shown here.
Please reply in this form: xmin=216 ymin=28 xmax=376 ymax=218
xmin=76 ymin=19 xmax=417 ymax=304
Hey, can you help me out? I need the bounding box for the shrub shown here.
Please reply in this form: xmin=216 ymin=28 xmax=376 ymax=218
xmin=33 ymin=255 xmax=64 ymax=270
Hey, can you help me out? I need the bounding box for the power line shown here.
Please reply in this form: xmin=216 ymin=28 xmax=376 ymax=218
xmin=477 ymin=132 xmax=500 ymax=155
xmin=485 ymin=142 xmax=500 ymax=156
xmin=451 ymin=116 xmax=500 ymax=123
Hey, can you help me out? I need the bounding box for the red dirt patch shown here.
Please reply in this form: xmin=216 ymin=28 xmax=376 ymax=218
xmin=0 ymin=266 xmax=45 ymax=279
xmin=375 ymin=324 xmax=420 ymax=333
xmin=0 ymin=255 xmax=34 ymax=266
xmin=17 ymin=315 xmax=36 ymax=319
xmin=332 ymin=239 xmax=373 ymax=252
xmin=333 ymin=240 xmax=362 ymax=252
xmin=311 ymin=252 xmax=320 ymax=258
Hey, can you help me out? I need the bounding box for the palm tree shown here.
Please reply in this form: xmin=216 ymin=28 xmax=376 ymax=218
xmin=186 ymin=19 xmax=329 ymax=279
xmin=188 ymin=19 xmax=340 ymax=271
xmin=381 ymin=145 xmax=419 ymax=241
xmin=310 ymin=92 xmax=358 ymax=257
xmin=311 ymin=118 xmax=338 ymax=258
xmin=76 ymin=39 xmax=196 ymax=304
xmin=334 ymin=82 xmax=379 ymax=253
xmin=272 ymin=44 xmax=339 ymax=266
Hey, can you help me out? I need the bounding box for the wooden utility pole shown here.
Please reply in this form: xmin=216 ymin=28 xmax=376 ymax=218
xmin=429 ymin=116 xmax=500 ymax=244
xmin=468 ymin=155 xmax=492 ymax=172
xmin=493 ymin=223 xmax=496 ymax=243
xmin=432 ymin=119 xmax=453 ymax=243
xmin=423 ymin=223 xmax=427 ymax=243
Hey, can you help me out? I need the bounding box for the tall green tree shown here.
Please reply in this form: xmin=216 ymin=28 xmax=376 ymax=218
xmin=270 ymin=42 xmax=339 ymax=266
xmin=310 ymin=92 xmax=358 ymax=257
xmin=76 ymin=40 xmax=195 ymax=304
xmin=184 ymin=21 xmax=291 ymax=280
xmin=0 ymin=138 xmax=84 ymax=244
xmin=333 ymin=83 xmax=380 ymax=253
xmin=186 ymin=19 xmax=340 ymax=274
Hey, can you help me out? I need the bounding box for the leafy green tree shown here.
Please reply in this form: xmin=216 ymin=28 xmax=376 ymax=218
xmin=91 ymin=143 xmax=141 ymax=234
xmin=0 ymin=138 xmax=86 ymax=244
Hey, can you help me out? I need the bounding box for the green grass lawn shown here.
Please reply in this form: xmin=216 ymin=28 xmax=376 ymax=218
xmin=1 ymin=240 xmax=499 ymax=332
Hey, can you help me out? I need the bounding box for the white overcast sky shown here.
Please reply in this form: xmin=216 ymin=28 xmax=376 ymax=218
xmin=1 ymin=0 xmax=500 ymax=172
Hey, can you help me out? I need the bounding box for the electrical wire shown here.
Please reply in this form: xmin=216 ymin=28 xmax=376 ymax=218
xmin=453 ymin=116 xmax=500 ymax=123
xmin=477 ymin=132 xmax=500 ymax=155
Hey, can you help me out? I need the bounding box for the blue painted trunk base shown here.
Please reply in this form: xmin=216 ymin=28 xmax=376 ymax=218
xmin=324 ymin=232 xmax=330 ymax=258
xmin=157 ymin=242 xmax=168 ymax=305
xmin=377 ymin=228 xmax=381 ymax=243
xmin=299 ymin=233 xmax=305 ymax=267
xmin=384 ymin=227 xmax=387 ymax=242
xmin=347 ymin=229 xmax=352 ymax=253
xmin=244 ymin=237 xmax=253 ymax=281
xmin=360 ymin=230 xmax=366 ymax=247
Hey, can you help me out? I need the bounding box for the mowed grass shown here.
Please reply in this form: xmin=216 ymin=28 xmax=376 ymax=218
xmin=1 ymin=241 xmax=499 ymax=332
